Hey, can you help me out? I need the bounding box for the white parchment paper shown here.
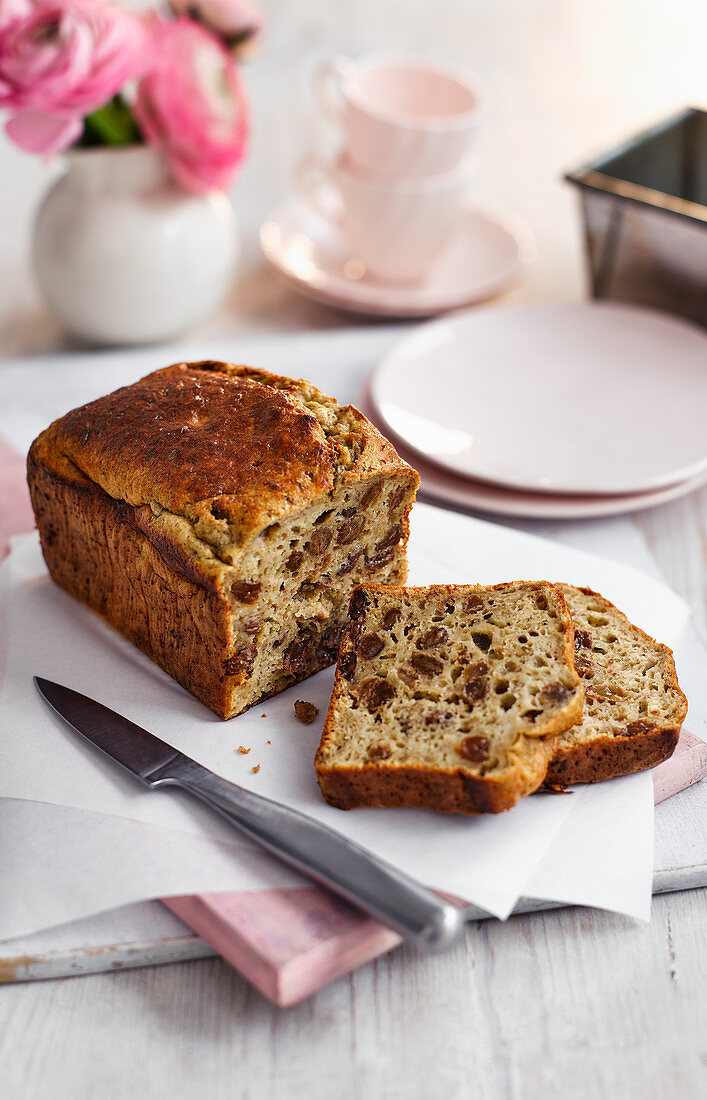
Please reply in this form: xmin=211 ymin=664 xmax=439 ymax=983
xmin=0 ymin=503 xmax=690 ymax=939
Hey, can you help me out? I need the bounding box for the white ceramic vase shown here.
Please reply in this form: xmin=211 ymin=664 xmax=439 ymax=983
xmin=32 ymin=146 xmax=238 ymax=345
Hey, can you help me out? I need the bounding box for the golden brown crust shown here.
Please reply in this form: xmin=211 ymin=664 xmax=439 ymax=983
xmin=316 ymin=736 xmax=558 ymax=815
xmin=29 ymin=361 xmax=413 ymax=548
xmin=28 ymin=452 xmax=234 ymax=717
xmin=315 ymin=581 xmax=583 ymax=814
xmin=547 ymin=583 xmax=687 ymax=784
xmin=546 ymin=726 xmax=680 ymax=786
xmin=213 ymin=364 xmax=406 ymax=484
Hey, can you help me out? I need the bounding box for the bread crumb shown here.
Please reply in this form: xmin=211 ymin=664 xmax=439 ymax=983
xmin=294 ymin=700 xmax=319 ymax=725
xmin=251 ymin=764 xmax=260 ymax=774
xmin=237 ymin=746 xmax=251 ymax=755
xmin=542 ymin=783 xmax=572 ymax=795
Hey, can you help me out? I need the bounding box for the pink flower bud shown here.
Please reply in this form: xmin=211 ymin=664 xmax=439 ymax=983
xmin=168 ymin=0 xmax=264 ymax=49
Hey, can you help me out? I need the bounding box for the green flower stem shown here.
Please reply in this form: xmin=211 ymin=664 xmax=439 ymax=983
xmin=80 ymin=95 xmax=142 ymax=147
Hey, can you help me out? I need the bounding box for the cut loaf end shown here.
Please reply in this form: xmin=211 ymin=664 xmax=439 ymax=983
xmin=315 ymin=581 xmax=584 ymax=814
xmin=215 ymin=470 xmax=418 ymax=716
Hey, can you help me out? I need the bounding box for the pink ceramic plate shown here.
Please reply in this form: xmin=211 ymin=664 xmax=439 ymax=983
xmin=259 ymin=197 xmax=534 ymax=318
xmin=360 ymin=389 xmax=707 ymax=520
xmin=370 ymin=303 xmax=707 ymax=495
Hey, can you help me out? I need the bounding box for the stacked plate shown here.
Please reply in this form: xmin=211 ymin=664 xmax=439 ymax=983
xmin=366 ymin=302 xmax=707 ymax=520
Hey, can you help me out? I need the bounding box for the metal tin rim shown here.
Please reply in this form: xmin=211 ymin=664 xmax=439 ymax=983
xmin=565 ymin=106 xmax=707 ymax=226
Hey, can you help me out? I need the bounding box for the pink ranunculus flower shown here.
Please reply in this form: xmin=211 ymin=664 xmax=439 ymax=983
xmin=168 ymin=0 xmax=264 ymax=49
xmin=135 ymin=18 xmax=248 ymax=195
xmin=0 ymin=0 xmax=150 ymax=154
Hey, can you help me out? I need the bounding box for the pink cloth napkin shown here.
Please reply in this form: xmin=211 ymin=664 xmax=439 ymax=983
xmin=0 ymin=438 xmax=34 ymax=558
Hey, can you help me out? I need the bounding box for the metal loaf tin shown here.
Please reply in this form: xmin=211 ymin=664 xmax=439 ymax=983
xmin=566 ymin=107 xmax=707 ymax=327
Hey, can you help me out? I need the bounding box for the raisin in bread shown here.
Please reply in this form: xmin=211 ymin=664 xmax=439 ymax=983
xmin=28 ymin=362 xmax=419 ymax=719
xmin=546 ymin=584 xmax=687 ymax=786
xmin=315 ymin=581 xmax=584 ymax=814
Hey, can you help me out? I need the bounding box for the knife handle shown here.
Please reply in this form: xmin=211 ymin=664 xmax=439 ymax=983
xmin=159 ymin=764 xmax=465 ymax=953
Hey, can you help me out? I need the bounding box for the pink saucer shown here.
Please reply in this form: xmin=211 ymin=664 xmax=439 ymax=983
xmin=360 ymin=388 xmax=707 ymax=520
xmin=259 ymin=197 xmax=534 ymax=318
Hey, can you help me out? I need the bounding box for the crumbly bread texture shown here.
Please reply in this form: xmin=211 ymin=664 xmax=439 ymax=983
xmin=315 ymin=581 xmax=584 ymax=814
xmin=546 ymin=584 xmax=687 ymax=785
xmin=27 ymin=361 xmax=419 ymax=719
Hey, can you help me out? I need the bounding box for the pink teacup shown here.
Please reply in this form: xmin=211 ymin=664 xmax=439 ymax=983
xmin=314 ymin=54 xmax=484 ymax=178
xmin=297 ymin=154 xmax=475 ymax=284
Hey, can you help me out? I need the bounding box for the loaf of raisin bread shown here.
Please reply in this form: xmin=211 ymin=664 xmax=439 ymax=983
xmin=546 ymin=584 xmax=687 ymax=785
xmin=315 ymin=581 xmax=584 ymax=814
xmin=28 ymin=362 xmax=419 ymax=718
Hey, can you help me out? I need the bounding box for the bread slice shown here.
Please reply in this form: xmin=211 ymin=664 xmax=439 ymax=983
xmin=27 ymin=362 xmax=419 ymax=719
xmin=546 ymin=584 xmax=687 ymax=785
xmin=315 ymin=581 xmax=584 ymax=814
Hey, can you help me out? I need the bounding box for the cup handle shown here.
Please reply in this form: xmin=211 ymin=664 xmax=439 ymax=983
xmin=313 ymin=56 xmax=356 ymax=122
xmin=295 ymin=159 xmax=344 ymax=224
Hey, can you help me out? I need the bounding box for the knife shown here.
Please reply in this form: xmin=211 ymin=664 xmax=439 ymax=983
xmin=34 ymin=677 xmax=466 ymax=953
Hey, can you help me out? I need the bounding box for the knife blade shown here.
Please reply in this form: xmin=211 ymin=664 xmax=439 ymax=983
xmin=34 ymin=677 xmax=466 ymax=952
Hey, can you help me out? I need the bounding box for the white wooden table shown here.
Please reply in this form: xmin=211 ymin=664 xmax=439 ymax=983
xmin=0 ymin=1 xmax=705 ymax=1096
